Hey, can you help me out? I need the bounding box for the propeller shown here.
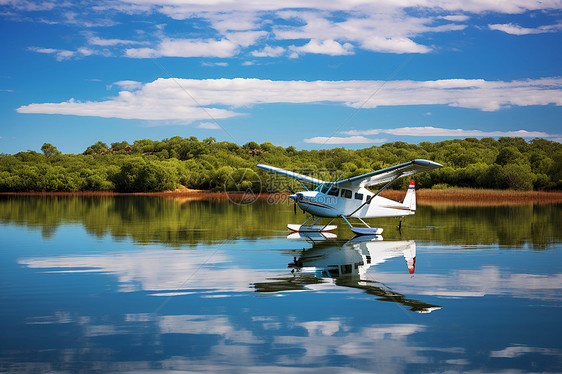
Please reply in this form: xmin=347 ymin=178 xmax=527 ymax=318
xmin=288 ymin=186 xmax=297 ymax=215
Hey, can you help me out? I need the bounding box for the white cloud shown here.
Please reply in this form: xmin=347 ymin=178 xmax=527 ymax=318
xmin=76 ymin=47 xmax=95 ymax=57
xmin=17 ymin=91 xmax=241 ymax=123
xmin=304 ymin=136 xmax=387 ymax=144
xmin=342 ymin=126 xmax=560 ymax=139
xmin=28 ymin=47 xmax=82 ymax=61
xmin=27 ymin=33 xmax=145 ymax=62
xmin=251 ymin=45 xmax=285 ymax=57
xmin=16 ymin=77 xmax=562 ymax=122
xmin=115 ymin=0 xmax=562 ymax=17
xmin=129 ymin=0 xmax=558 ymax=59
xmin=290 ymin=39 xmax=354 ymax=56
xmin=489 ymin=22 xmax=562 ymax=35
xmin=360 ymin=36 xmax=431 ymax=54
xmin=198 ymin=122 xmax=221 ymax=129
xmin=207 ymin=11 xmax=262 ymax=33
xmin=13 ymin=0 xmax=561 ymax=62
xmin=202 ymin=61 xmax=229 ymax=67
xmin=87 ymin=36 xmax=143 ymax=46
xmin=0 ymin=0 xmax=61 ymax=12
xmin=61 ymin=10 xmax=119 ymax=27
xmin=275 ymin=11 xmax=438 ymax=54
xmin=226 ymin=30 xmax=267 ymax=47
xmin=114 ymin=80 xmax=143 ymax=90
xmin=126 ymin=38 xmax=241 ymax=58
xmin=440 ymin=15 xmax=470 ymax=22
xmin=124 ymin=31 xmax=266 ymax=58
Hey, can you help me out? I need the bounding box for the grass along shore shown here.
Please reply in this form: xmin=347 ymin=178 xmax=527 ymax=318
xmin=381 ymin=188 xmax=562 ymax=205
xmin=1 ymin=188 xmax=562 ymax=205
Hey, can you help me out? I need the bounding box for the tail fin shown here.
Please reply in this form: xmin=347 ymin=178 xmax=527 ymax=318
xmin=403 ymin=179 xmax=416 ymax=211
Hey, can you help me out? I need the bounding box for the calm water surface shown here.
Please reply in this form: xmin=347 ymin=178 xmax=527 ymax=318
xmin=1 ymin=196 xmax=561 ymax=373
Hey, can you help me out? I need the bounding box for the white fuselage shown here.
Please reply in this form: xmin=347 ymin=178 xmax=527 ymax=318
xmin=291 ymin=184 xmax=414 ymax=219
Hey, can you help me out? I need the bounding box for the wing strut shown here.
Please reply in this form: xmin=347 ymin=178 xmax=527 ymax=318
xmin=297 ymin=180 xmax=309 ymax=191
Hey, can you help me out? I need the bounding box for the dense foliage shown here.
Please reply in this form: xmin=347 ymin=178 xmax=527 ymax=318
xmin=0 ymin=136 xmax=560 ymax=192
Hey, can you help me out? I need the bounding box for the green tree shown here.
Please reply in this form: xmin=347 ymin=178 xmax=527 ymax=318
xmin=203 ymin=137 xmax=216 ymax=145
xmin=111 ymin=141 xmax=130 ymax=151
xmin=84 ymin=141 xmax=108 ymax=155
xmin=495 ymin=146 xmax=526 ymax=166
xmin=40 ymin=143 xmax=61 ymax=157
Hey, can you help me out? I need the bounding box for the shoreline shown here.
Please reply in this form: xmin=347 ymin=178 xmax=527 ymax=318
xmin=1 ymin=189 xmax=562 ymax=205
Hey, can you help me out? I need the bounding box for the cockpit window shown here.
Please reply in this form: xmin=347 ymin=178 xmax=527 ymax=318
xmin=328 ymin=186 xmax=339 ymax=196
xmin=319 ymin=183 xmax=331 ymax=194
xmin=317 ymin=183 xmax=339 ymax=196
xmin=341 ymin=189 xmax=352 ymax=199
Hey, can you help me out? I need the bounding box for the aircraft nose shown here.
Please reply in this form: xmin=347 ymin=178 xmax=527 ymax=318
xmin=289 ymin=193 xmax=303 ymax=202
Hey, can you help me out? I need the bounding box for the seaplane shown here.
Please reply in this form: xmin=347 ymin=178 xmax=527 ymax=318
xmin=257 ymin=159 xmax=442 ymax=235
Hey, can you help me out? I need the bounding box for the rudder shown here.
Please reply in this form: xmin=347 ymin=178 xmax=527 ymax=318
xmin=403 ymin=179 xmax=416 ymax=211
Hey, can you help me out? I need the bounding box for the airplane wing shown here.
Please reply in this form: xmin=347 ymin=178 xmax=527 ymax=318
xmin=257 ymin=164 xmax=327 ymax=186
xmin=335 ymin=159 xmax=442 ymax=188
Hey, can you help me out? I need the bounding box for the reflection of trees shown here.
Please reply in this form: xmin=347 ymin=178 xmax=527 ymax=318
xmin=0 ymin=196 xmax=295 ymax=245
xmin=0 ymin=196 xmax=559 ymax=249
xmin=392 ymin=204 xmax=561 ymax=249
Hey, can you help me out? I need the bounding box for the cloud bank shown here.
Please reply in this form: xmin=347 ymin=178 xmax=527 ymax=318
xmin=304 ymin=136 xmax=388 ymax=145
xmin=17 ymin=77 xmax=562 ymax=123
xmin=342 ymin=126 xmax=558 ymax=138
xmin=12 ymin=0 xmax=562 ymax=60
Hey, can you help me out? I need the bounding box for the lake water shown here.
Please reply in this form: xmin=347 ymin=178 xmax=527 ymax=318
xmin=1 ymin=196 xmax=561 ymax=373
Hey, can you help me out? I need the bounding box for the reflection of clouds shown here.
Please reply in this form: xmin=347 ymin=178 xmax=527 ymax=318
xmin=490 ymin=344 xmax=561 ymax=358
xmin=154 ymin=314 xmax=435 ymax=371
xmin=159 ymin=315 xmax=263 ymax=344
xmin=15 ymin=244 xmax=562 ymax=371
xmin=274 ymin=322 xmax=434 ymax=368
xmin=151 ymin=312 xmax=435 ymax=370
xmin=299 ymin=319 xmax=341 ymax=336
xmin=26 ymin=311 xmax=73 ymax=325
xmin=376 ymin=266 xmax=562 ymax=301
xmin=20 ymin=310 xmax=561 ymax=372
xmin=18 ymin=249 xmax=275 ymax=295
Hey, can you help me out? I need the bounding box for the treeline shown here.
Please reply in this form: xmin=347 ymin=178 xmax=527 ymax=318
xmin=0 ymin=136 xmax=560 ymax=192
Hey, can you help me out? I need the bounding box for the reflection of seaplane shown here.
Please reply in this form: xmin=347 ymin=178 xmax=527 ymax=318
xmin=258 ymin=160 xmax=442 ymax=235
xmin=254 ymin=235 xmax=441 ymax=313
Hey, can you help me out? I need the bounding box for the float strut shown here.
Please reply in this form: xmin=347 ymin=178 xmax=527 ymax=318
xmin=340 ymin=215 xmax=354 ymax=229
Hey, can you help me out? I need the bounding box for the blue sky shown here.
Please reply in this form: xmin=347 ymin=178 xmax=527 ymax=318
xmin=0 ymin=0 xmax=561 ymax=154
